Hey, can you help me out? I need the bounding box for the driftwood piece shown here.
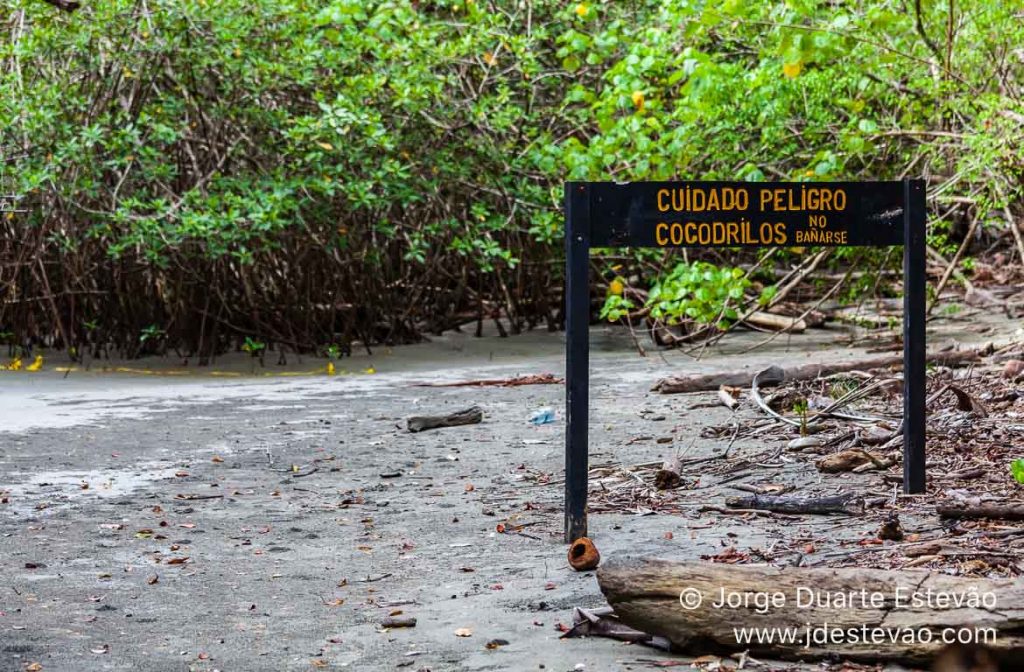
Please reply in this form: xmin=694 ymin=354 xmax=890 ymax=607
xmin=597 ymin=557 xmax=1024 ymax=664
xmin=724 ymin=492 xmax=864 ymax=515
xmin=406 ymin=406 xmax=483 ymax=432
xmin=744 ymin=311 xmax=807 ymax=332
xmin=380 ymin=616 xmax=417 ymax=628
xmin=816 ymin=448 xmax=893 ymax=473
xmin=717 ymin=387 xmax=739 ymax=410
xmin=937 ymin=504 xmax=1024 ymax=521
xmin=414 ymin=373 xmax=562 ymax=388
xmin=560 ymin=607 xmax=663 ymax=646
xmin=654 ymin=454 xmax=686 ymax=490
xmin=652 ymin=349 xmax=984 ymax=394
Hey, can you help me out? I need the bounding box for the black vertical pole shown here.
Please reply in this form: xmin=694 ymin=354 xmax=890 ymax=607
xmin=903 ymin=179 xmax=927 ymax=494
xmin=564 ymin=183 xmax=590 ymax=543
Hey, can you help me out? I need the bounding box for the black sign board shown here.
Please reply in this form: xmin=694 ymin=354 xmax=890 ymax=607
xmin=564 ymin=180 xmax=927 ymax=542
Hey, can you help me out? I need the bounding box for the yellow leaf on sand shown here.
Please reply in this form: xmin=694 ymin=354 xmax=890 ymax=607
xmin=782 ymin=61 xmax=802 ymax=78
xmin=317 ymin=142 xmax=334 ymax=151
xmin=9 ymin=358 xmax=22 ymax=371
xmin=609 ymin=278 xmax=624 ymax=296
xmin=454 ymin=627 xmax=473 ymax=637
xmin=27 ymin=355 xmax=43 ymax=372
xmin=631 ymin=90 xmax=644 ymax=111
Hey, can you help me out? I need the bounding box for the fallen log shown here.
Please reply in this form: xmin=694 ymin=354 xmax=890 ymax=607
xmin=937 ymin=504 xmax=1024 ymax=521
xmin=652 ymin=348 xmax=984 ymax=394
xmin=724 ymin=492 xmax=864 ymax=515
xmin=406 ymin=406 xmax=483 ymax=432
xmin=597 ymin=557 xmax=1024 ymax=664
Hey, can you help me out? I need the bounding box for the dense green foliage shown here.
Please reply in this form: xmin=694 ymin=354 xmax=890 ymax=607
xmin=1 ymin=0 xmax=1022 ymax=357
xmin=600 ymin=262 xmax=750 ymax=330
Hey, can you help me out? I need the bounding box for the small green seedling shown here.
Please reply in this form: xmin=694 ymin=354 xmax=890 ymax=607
xmin=1012 ymin=459 xmax=1024 ymax=485
xmin=139 ymin=324 xmax=165 ymax=344
xmin=242 ymin=336 xmax=266 ymax=371
xmin=793 ymin=398 xmax=810 ymax=436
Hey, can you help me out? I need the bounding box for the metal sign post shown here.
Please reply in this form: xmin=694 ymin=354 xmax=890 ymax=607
xmin=563 ymin=179 xmax=927 ymax=543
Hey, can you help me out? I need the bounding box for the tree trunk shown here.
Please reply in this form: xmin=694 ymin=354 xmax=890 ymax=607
xmin=597 ymin=557 xmax=1024 ymax=664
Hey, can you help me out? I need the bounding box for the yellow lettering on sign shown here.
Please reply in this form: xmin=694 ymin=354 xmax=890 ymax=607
xmin=795 ymin=228 xmax=848 ymax=245
xmin=657 ymin=189 xmax=670 ymax=213
xmin=655 ymin=222 xmax=669 ymax=245
xmin=653 ymin=220 xmax=788 ymax=246
xmin=759 ymin=186 xmax=849 ymax=212
xmin=655 ymin=187 xmax=750 ymax=213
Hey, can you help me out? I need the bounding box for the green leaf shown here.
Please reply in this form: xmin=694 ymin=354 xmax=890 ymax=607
xmin=857 ymin=118 xmax=878 ymax=133
xmin=1012 ymin=459 xmax=1024 ymax=485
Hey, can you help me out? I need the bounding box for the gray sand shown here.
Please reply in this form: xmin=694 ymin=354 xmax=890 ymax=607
xmin=1 ymin=312 xmax=1014 ymax=671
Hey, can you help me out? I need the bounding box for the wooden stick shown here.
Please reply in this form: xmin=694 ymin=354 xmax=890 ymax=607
xmin=929 ymin=212 xmax=980 ymax=314
xmin=1006 ymin=205 xmax=1024 ymax=267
